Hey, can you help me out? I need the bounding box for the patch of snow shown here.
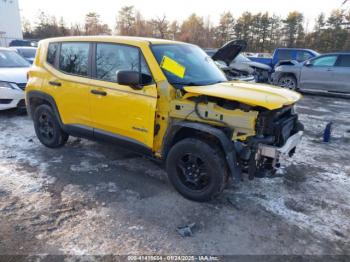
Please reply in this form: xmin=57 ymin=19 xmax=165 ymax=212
xmin=235 ymin=104 xmax=350 ymax=242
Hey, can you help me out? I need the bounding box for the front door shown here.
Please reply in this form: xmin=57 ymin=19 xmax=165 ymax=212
xmin=90 ymin=43 xmax=157 ymax=149
xmin=299 ymin=55 xmax=338 ymax=91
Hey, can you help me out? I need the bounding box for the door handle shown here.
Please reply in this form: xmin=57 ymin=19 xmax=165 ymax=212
xmin=91 ymin=89 xmax=107 ymax=96
xmin=49 ymin=81 xmax=62 ymax=87
xmin=327 ymin=68 xmax=333 ymax=72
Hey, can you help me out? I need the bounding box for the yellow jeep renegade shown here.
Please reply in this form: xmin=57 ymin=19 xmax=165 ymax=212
xmin=26 ymin=36 xmax=303 ymax=201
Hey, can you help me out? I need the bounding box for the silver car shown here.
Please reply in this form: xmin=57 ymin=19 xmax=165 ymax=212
xmin=272 ymin=53 xmax=350 ymax=94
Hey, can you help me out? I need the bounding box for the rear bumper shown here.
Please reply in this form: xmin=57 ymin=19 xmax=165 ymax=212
xmin=258 ymin=131 xmax=303 ymax=159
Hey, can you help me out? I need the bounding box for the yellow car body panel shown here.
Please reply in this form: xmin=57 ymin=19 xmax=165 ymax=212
xmin=26 ymin=37 xmax=167 ymax=149
xmin=184 ymin=81 xmax=302 ymax=110
xmin=26 ymin=36 xmax=301 ymax=156
xmin=89 ymin=80 xmax=158 ymax=148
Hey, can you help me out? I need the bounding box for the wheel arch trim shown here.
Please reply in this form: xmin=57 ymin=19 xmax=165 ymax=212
xmin=26 ymin=91 xmax=64 ymax=127
xmin=163 ymin=121 xmax=242 ymax=182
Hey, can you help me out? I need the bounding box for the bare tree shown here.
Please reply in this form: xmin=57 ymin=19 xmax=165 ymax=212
xmin=151 ymin=15 xmax=169 ymax=38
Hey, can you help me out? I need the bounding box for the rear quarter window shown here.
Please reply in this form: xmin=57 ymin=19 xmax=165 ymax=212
xmin=47 ymin=43 xmax=59 ymax=66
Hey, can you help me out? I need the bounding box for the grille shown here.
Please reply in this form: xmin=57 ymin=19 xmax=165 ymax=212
xmin=17 ymin=83 xmax=27 ymax=90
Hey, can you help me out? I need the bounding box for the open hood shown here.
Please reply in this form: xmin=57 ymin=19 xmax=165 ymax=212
xmin=212 ymin=40 xmax=247 ymax=66
xmin=183 ymin=81 xmax=301 ymax=110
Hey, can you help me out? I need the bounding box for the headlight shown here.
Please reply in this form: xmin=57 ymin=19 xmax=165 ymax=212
xmin=0 ymin=81 xmax=20 ymax=90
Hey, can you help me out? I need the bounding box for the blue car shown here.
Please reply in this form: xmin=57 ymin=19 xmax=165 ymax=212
xmin=248 ymin=48 xmax=320 ymax=69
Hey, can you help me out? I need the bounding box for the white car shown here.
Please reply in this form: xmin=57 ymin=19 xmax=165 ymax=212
xmin=0 ymin=48 xmax=30 ymax=112
xmin=9 ymin=46 xmax=37 ymax=64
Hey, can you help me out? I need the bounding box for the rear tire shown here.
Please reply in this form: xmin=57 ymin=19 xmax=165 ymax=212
xmin=33 ymin=104 xmax=69 ymax=148
xmin=278 ymin=75 xmax=298 ymax=90
xmin=166 ymin=138 xmax=228 ymax=202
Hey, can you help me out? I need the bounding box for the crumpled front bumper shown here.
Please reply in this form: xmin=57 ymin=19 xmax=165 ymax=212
xmin=258 ymin=131 xmax=303 ymax=159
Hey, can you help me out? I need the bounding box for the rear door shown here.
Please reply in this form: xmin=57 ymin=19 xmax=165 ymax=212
xmin=333 ymin=54 xmax=350 ymax=93
xmin=45 ymin=42 xmax=93 ymax=129
xmin=299 ymin=55 xmax=338 ymax=91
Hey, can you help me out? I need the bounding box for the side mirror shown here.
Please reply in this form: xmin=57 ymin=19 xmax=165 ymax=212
xmin=117 ymin=70 xmax=142 ymax=89
xmin=304 ymin=60 xmax=313 ymax=67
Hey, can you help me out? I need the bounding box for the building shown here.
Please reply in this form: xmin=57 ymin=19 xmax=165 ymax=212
xmin=0 ymin=0 xmax=23 ymax=47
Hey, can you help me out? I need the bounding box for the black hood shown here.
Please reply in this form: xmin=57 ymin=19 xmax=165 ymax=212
xmin=211 ymin=40 xmax=247 ymax=66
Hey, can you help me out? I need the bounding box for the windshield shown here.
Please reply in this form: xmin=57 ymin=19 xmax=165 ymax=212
xmin=233 ymin=54 xmax=251 ymax=63
xmin=151 ymin=44 xmax=227 ymax=86
xmin=0 ymin=50 xmax=30 ymax=68
xmin=18 ymin=48 xmax=37 ymax=58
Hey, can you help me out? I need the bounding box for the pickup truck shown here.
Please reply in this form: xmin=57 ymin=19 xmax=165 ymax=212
xmin=248 ymin=48 xmax=320 ymax=68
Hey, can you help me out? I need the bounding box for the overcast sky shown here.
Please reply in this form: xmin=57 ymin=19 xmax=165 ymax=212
xmin=19 ymin=0 xmax=347 ymax=30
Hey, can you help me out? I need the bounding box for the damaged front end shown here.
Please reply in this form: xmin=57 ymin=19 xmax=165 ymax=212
xmin=171 ymin=83 xmax=303 ymax=181
xmin=235 ymin=105 xmax=304 ymax=179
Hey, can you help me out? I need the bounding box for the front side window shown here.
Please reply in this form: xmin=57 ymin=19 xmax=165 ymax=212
xmin=47 ymin=43 xmax=58 ymax=65
xmin=311 ymin=55 xmax=338 ymax=67
xmin=96 ymin=43 xmax=152 ymax=84
xmin=59 ymin=42 xmax=89 ymax=76
xmin=336 ymin=55 xmax=350 ymax=67
xmin=0 ymin=50 xmax=30 ymax=68
xmin=151 ymin=44 xmax=227 ymax=86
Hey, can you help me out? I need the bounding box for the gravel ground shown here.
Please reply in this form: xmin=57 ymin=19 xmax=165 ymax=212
xmin=0 ymin=94 xmax=349 ymax=258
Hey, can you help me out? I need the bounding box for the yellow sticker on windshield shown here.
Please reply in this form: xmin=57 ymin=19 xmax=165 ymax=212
xmin=160 ymin=56 xmax=186 ymax=78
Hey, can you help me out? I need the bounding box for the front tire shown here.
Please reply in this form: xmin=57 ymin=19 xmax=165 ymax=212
xmin=33 ymin=104 xmax=69 ymax=148
xmin=166 ymin=138 xmax=228 ymax=202
xmin=278 ymin=75 xmax=298 ymax=90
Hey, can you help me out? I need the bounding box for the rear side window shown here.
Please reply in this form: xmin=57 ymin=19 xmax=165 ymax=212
xmin=47 ymin=43 xmax=59 ymax=65
xmin=277 ymin=50 xmax=293 ymax=61
xmin=96 ymin=43 xmax=152 ymax=84
xmin=336 ymin=55 xmax=350 ymax=67
xmin=59 ymin=42 xmax=89 ymax=76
